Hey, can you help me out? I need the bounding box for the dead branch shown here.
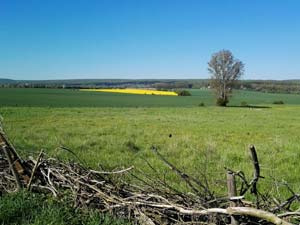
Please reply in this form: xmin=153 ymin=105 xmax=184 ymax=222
xmin=271 ymin=194 xmax=300 ymax=213
xmin=90 ymin=166 xmax=134 ymax=175
xmin=3 ymin=146 xmax=22 ymax=190
xmin=227 ymin=207 xmax=293 ymax=225
xmin=27 ymin=150 xmax=44 ymax=191
xmin=151 ymin=146 xmax=213 ymax=200
xmin=249 ymin=145 xmax=260 ymax=195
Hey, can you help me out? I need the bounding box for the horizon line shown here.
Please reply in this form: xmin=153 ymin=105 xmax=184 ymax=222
xmin=1 ymin=77 xmax=300 ymax=82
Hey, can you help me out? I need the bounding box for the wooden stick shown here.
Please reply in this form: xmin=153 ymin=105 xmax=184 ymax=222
xmin=227 ymin=207 xmax=293 ymax=225
xmin=128 ymin=202 xmax=293 ymax=225
xmin=90 ymin=166 xmax=134 ymax=175
xmin=151 ymin=146 xmax=213 ymax=198
xmin=227 ymin=171 xmax=239 ymax=225
xmin=227 ymin=171 xmax=238 ymax=203
xmin=278 ymin=211 xmax=300 ymax=218
xmin=0 ymin=130 xmax=23 ymax=164
xmin=249 ymin=145 xmax=261 ymax=208
xmin=249 ymin=145 xmax=260 ymax=193
xmin=271 ymin=194 xmax=300 ymax=213
xmin=3 ymin=146 xmax=22 ymax=190
xmin=134 ymin=203 xmax=293 ymax=225
xmin=27 ymin=150 xmax=44 ymax=191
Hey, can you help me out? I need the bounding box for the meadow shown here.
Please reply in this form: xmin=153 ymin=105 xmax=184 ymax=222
xmin=1 ymin=88 xmax=300 ymax=199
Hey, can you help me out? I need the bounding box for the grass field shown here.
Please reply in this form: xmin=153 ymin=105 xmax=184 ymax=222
xmin=1 ymin=88 xmax=300 ymax=107
xmin=1 ymin=88 xmax=300 ymax=200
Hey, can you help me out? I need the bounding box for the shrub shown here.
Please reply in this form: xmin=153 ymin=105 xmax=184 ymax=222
xmin=176 ymin=90 xmax=191 ymax=96
xmin=198 ymin=102 xmax=205 ymax=107
xmin=216 ymin=97 xmax=228 ymax=106
xmin=240 ymin=101 xmax=249 ymax=107
xmin=273 ymin=100 xmax=284 ymax=105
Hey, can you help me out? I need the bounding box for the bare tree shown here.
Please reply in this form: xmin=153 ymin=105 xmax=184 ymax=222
xmin=208 ymin=50 xmax=244 ymax=106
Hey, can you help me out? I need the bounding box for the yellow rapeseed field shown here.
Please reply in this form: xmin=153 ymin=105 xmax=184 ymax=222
xmin=80 ymin=88 xmax=178 ymax=96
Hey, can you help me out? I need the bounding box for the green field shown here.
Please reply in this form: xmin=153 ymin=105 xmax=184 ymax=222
xmin=1 ymin=88 xmax=300 ymax=107
xmin=1 ymin=88 xmax=300 ymax=199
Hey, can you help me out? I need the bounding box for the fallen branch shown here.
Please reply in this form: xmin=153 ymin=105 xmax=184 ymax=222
xmin=227 ymin=207 xmax=293 ymax=225
xmin=90 ymin=166 xmax=134 ymax=175
xmin=27 ymin=150 xmax=44 ymax=191
xmin=249 ymin=145 xmax=260 ymax=195
xmin=3 ymin=146 xmax=22 ymax=190
xmin=151 ymin=146 xmax=213 ymax=200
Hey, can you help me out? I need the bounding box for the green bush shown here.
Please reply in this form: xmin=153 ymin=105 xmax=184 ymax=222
xmin=273 ymin=100 xmax=284 ymax=104
xmin=176 ymin=90 xmax=191 ymax=96
xmin=198 ymin=102 xmax=205 ymax=107
xmin=216 ymin=97 xmax=228 ymax=106
xmin=240 ymin=101 xmax=249 ymax=107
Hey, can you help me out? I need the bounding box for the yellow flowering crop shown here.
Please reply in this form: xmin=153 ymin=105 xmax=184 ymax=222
xmin=80 ymin=88 xmax=178 ymax=96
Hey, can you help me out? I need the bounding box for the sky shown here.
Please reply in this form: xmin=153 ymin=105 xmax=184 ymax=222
xmin=0 ymin=0 xmax=299 ymax=80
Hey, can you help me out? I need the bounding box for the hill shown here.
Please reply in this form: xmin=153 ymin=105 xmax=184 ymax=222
xmin=0 ymin=78 xmax=16 ymax=84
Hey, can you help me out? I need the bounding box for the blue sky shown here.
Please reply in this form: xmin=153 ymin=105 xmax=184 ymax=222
xmin=0 ymin=0 xmax=299 ymax=80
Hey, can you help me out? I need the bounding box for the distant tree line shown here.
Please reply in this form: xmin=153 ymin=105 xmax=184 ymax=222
xmin=0 ymin=80 xmax=210 ymax=90
xmin=0 ymin=79 xmax=299 ymax=94
xmin=241 ymin=81 xmax=300 ymax=94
